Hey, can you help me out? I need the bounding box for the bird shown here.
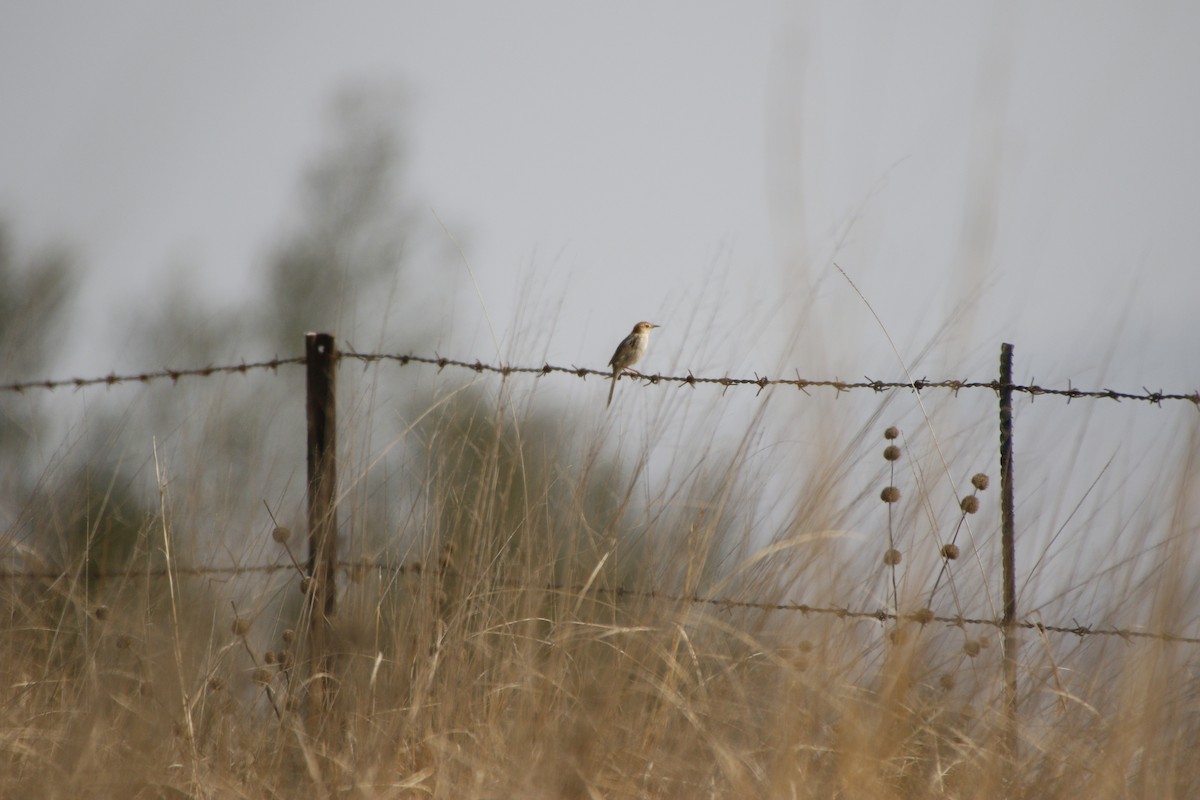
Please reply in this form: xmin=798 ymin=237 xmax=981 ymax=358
xmin=607 ymin=321 xmax=660 ymax=407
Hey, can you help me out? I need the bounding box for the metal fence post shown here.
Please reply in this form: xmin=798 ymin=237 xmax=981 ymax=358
xmin=305 ymin=331 xmax=338 ymax=709
xmin=999 ymin=342 xmax=1018 ymax=765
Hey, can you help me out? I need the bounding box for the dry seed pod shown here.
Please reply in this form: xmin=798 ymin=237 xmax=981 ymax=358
xmin=941 ymin=543 xmax=960 ymax=560
xmin=880 ymin=486 xmax=901 ymax=504
xmin=960 ymin=496 xmax=980 ymax=514
xmin=971 ymin=473 xmax=990 ymax=491
xmin=883 ymin=548 xmax=902 ymax=566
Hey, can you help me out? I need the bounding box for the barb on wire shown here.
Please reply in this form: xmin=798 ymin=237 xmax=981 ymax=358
xmin=0 ymin=356 xmax=306 ymax=394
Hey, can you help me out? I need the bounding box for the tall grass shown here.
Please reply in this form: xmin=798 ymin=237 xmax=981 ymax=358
xmin=1 ymin=363 xmax=1198 ymax=799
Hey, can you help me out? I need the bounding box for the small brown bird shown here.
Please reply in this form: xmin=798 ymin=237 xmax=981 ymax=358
xmin=607 ymin=321 xmax=659 ymax=407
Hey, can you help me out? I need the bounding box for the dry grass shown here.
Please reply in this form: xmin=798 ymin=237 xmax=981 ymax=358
xmin=2 ymin=373 xmax=1198 ymax=800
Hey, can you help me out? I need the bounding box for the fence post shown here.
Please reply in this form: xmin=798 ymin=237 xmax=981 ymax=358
xmin=305 ymin=331 xmax=338 ymax=710
xmin=999 ymin=343 xmax=1018 ymax=765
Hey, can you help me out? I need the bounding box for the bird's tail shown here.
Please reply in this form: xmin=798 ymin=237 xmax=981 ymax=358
xmin=607 ymin=373 xmax=617 ymax=407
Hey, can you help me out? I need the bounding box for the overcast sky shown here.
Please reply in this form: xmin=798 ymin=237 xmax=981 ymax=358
xmin=3 ymin=3 xmax=1199 ymax=623
xmin=2 ymin=2 xmax=1197 ymax=392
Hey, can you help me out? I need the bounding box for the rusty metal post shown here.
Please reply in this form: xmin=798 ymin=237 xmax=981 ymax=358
xmin=305 ymin=332 xmax=338 ymax=709
xmin=999 ymin=342 xmax=1018 ymax=765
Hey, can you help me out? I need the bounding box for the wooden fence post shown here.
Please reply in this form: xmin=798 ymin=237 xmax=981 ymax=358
xmin=305 ymin=331 xmax=338 ymax=709
xmin=999 ymin=342 xmax=1018 ymax=764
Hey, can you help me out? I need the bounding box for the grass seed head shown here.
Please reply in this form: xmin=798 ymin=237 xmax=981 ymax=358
xmin=881 ymin=486 xmax=901 ymax=504
xmin=941 ymin=543 xmax=960 ymax=560
xmin=960 ymin=495 xmax=980 ymax=514
xmin=883 ymin=444 xmax=901 ymax=461
xmin=971 ymin=473 xmax=990 ymax=491
xmin=884 ymin=426 xmax=900 ymax=440
xmin=883 ymin=548 xmax=902 ymax=566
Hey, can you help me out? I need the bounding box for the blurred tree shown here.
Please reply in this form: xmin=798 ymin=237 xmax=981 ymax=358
xmin=109 ymin=86 xmax=433 ymax=540
xmin=129 ymin=84 xmax=425 ymax=368
xmin=260 ymin=86 xmax=419 ymax=354
xmin=0 ymin=224 xmax=75 ymax=461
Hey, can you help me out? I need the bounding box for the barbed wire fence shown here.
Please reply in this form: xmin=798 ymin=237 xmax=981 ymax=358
xmin=4 ymin=350 xmax=1197 ymax=407
xmin=9 ymin=559 xmax=1196 ymax=645
xmin=3 ymin=334 xmax=1199 ymax=718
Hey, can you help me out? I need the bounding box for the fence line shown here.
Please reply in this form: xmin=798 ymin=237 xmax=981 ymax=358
xmin=4 ymin=332 xmax=1198 ymax=750
xmin=0 ymin=356 xmax=305 ymax=393
xmin=2 ymin=558 xmax=1195 ymax=645
xmin=0 ymin=563 xmax=297 ymax=580
xmin=2 ymin=350 xmax=1197 ymax=407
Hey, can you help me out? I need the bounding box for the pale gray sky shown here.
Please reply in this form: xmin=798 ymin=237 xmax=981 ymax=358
xmin=1 ymin=2 xmax=1197 ymax=391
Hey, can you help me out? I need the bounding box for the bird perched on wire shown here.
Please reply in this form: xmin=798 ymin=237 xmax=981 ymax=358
xmin=607 ymin=321 xmax=660 ymax=407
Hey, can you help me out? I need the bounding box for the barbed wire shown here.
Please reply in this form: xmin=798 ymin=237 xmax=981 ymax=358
xmin=0 ymin=562 xmax=296 ymax=581
xmin=0 ymin=356 xmax=305 ymax=393
xmin=1 ymin=350 xmax=1195 ymax=406
xmin=571 ymin=585 xmax=1200 ymax=645
xmin=3 ymin=559 xmax=1195 ymax=645
xmin=347 ymin=351 xmax=1199 ymax=406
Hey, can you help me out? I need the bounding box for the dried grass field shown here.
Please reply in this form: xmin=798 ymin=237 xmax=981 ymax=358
xmin=2 ymin=362 xmax=1198 ymax=799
